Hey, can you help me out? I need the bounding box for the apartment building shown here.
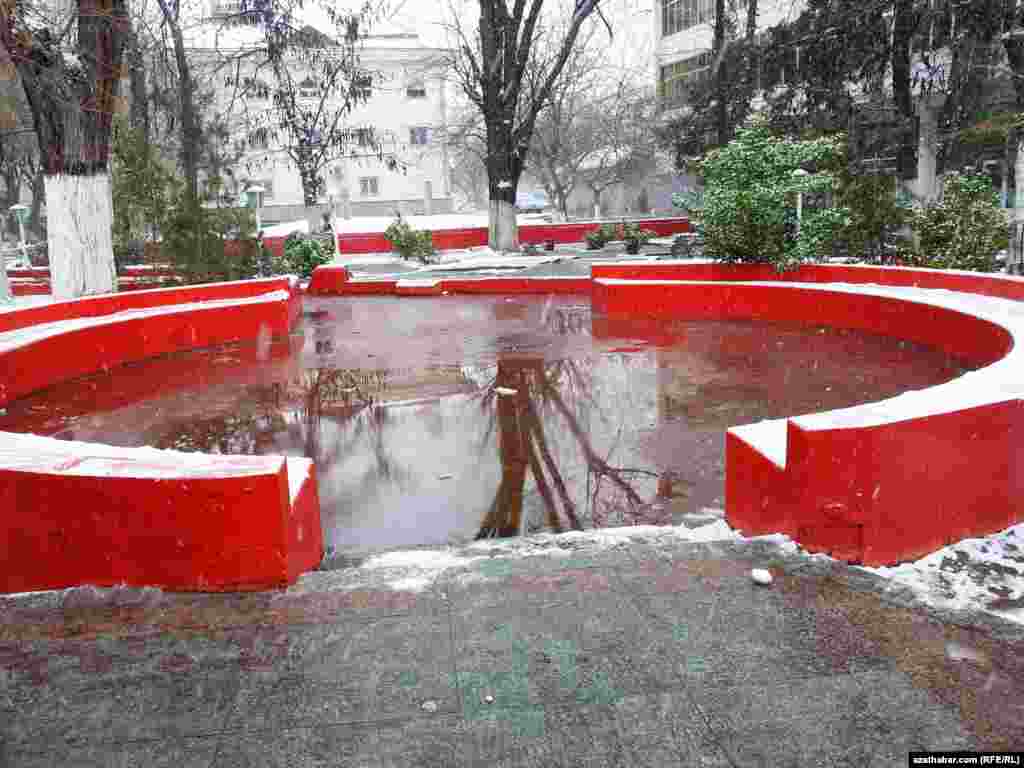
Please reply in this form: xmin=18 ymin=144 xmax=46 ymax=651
xmin=653 ymin=0 xmax=806 ymax=112
xmin=191 ymin=1 xmax=453 ymax=222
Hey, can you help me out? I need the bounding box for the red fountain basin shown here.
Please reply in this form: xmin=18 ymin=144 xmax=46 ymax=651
xmin=0 ymin=278 xmax=321 ymax=594
xmin=4 ymin=259 xmax=1024 ymax=595
xmin=592 ymin=261 xmax=1024 ymax=566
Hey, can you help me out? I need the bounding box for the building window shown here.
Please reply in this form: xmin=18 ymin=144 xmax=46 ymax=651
xmin=248 ymin=126 xmax=270 ymax=149
xmin=658 ymin=51 xmax=713 ymax=109
xmin=359 ymin=177 xmax=380 ymax=197
xmin=243 ymin=77 xmax=270 ymax=100
xmin=409 ymin=126 xmax=430 ymax=146
xmin=298 ymin=77 xmax=320 ymax=99
xmin=661 ymin=0 xmax=716 ymax=36
xmin=353 ymin=127 xmax=374 ymax=147
xmin=352 ymin=75 xmax=372 ymax=100
xmin=406 ymin=81 xmax=427 ymax=99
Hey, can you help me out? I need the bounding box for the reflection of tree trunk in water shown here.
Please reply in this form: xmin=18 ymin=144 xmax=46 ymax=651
xmin=302 ymin=370 xmax=324 ymax=462
xmin=478 ymin=362 xmax=530 ymax=538
xmin=477 ymin=357 xmax=585 ymax=539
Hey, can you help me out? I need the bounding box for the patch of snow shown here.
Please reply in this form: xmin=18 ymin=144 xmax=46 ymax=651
xmin=728 ymin=419 xmax=787 ymax=468
xmin=261 ymin=220 xmax=309 ymax=238
xmin=0 ymin=430 xmax=285 ymax=479
xmin=860 ymin=523 xmax=1024 ymax=624
xmin=495 ymin=387 xmax=517 ymax=396
xmin=286 ymin=457 xmax=313 ymax=504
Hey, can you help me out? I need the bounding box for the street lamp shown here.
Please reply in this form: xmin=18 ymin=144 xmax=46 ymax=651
xmin=244 ymin=184 xmax=266 ymax=234
xmin=791 ymin=169 xmax=809 ymax=235
xmin=9 ymin=203 xmax=29 ymax=264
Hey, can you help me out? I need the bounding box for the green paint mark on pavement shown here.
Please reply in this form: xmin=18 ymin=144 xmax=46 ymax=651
xmin=576 ymin=670 xmax=624 ymax=707
xmin=479 ymin=559 xmax=514 ymax=579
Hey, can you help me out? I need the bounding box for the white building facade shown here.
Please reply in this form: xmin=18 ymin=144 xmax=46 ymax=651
xmin=193 ymin=5 xmax=453 ymax=223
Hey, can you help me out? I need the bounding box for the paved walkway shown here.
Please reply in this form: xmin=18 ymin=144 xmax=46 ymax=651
xmin=2 ymin=533 xmax=1023 ymax=766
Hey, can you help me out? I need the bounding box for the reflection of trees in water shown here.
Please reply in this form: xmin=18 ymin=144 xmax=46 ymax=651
xmin=475 ymin=353 xmax=665 ymax=540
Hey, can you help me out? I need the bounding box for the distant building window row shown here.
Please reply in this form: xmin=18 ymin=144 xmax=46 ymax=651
xmin=661 ymin=0 xmax=747 ymax=36
xmin=662 ymin=0 xmax=713 ymax=36
xmin=212 ymin=0 xmax=260 ymax=25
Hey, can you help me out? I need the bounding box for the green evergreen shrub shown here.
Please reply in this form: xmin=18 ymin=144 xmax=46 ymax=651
xmin=904 ymin=173 xmax=1009 ymax=272
xmin=281 ymin=234 xmax=333 ymax=278
xmin=697 ymin=121 xmax=849 ymax=271
xmin=384 ymin=217 xmax=434 ymax=263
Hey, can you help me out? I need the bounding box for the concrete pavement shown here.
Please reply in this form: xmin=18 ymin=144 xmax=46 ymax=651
xmin=2 ymin=531 xmax=1023 ymax=766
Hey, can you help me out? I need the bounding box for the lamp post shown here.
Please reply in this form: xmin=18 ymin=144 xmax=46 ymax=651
xmin=244 ymin=185 xmax=266 ymax=234
xmin=9 ymin=203 xmax=29 ymax=264
xmin=791 ymin=169 xmax=809 ymax=235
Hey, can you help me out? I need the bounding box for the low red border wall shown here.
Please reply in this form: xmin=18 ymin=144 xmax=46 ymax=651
xmin=336 ymin=217 xmax=691 ymax=254
xmin=592 ymin=262 xmax=1024 ymax=566
xmin=0 ymin=279 xmax=321 ymax=593
xmin=307 ymin=269 xmax=591 ymax=297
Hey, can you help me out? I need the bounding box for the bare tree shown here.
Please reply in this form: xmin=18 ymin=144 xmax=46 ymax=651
xmin=447 ymin=0 xmax=612 ymax=252
xmin=1 ymin=0 xmax=128 ymax=298
xmin=525 ymin=38 xmax=602 ymax=219
xmin=447 ymin=105 xmax=489 ymax=211
xmin=577 ymin=81 xmax=655 ymax=218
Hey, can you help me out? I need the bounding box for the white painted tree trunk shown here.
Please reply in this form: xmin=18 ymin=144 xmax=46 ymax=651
xmin=0 ymin=259 xmax=11 ymax=303
xmin=45 ymin=173 xmax=117 ymax=300
xmin=488 ymin=199 xmax=518 ymax=252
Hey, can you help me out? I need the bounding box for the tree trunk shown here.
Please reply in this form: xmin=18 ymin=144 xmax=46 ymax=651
xmin=298 ymin=151 xmax=320 ymax=209
xmin=891 ymin=0 xmax=914 ymax=118
xmin=164 ymin=6 xmax=199 ymax=201
xmin=127 ymin=29 xmax=149 ymax=143
xmin=592 ymin=188 xmax=601 ymax=220
xmin=46 ymin=174 xmax=117 ymax=299
xmin=29 ymin=169 xmax=44 ymax=241
xmin=486 ymin=124 xmax=521 ymax=251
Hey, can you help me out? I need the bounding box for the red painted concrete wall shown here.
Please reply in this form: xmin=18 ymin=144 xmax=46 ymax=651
xmin=0 ymin=279 xmax=321 ymax=593
xmin=0 ymin=459 xmax=311 ymax=593
xmin=306 ymin=269 xmax=592 ymax=297
xmin=337 ymin=217 xmax=691 ymax=254
xmin=592 ymin=263 xmax=1024 ymax=566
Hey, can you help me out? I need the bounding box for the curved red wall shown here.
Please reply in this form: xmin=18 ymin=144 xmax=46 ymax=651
xmin=0 ymin=278 xmax=321 ymax=594
xmin=592 ymin=262 xmax=1024 ymax=566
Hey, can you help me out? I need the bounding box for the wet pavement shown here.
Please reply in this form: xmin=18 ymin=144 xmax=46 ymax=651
xmin=2 ymin=531 xmax=1023 ymax=766
xmin=0 ymin=296 xmax=972 ymax=554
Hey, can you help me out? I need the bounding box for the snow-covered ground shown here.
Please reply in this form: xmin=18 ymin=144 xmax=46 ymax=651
xmin=862 ymin=523 xmax=1024 ymax=625
xmin=307 ymin=510 xmax=1024 ymax=628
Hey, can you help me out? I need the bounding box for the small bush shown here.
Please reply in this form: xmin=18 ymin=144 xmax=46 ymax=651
xmin=621 ymin=222 xmax=656 ymax=254
xmin=281 ymin=235 xmax=333 ymax=278
xmin=904 ymin=173 xmax=1009 ymax=272
xmin=384 ymin=217 xmax=434 ymax=263
xmin=584 ymin=223 xmax=620 ymax=250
